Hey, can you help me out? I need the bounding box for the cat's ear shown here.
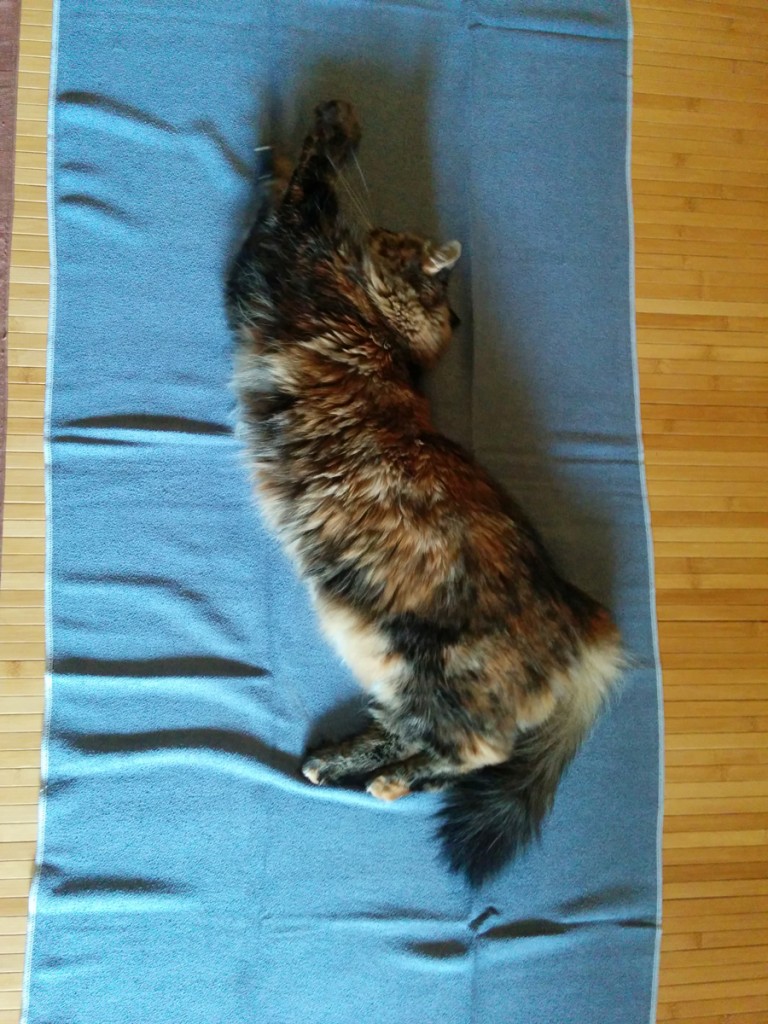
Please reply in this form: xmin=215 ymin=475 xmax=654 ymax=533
xmin=423 ymin=240 xmax=462 ymax=276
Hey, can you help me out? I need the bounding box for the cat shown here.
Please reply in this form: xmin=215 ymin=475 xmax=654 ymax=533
xmin=226 ymin=100 xmax=623 ymax=885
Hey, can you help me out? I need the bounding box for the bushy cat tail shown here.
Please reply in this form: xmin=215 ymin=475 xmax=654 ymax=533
xmin=437 ymin=631 xmax=624 ymax=886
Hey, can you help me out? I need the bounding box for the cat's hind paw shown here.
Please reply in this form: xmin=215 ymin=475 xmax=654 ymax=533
xmin=367 ymin=776 xmax=411 ymax=802
xmin=301 ymin=757 xmax=326 ymax=785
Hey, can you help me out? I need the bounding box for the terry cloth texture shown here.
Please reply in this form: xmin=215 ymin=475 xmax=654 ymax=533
xmin=24 ymin=2 xmax=662 ymax=1023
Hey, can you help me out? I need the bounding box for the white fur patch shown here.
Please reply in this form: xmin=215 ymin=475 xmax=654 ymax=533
xmin=314 ymin=596 xmax=404 ymax=701
xmin=514 ymin=688 xmax=558 ymax=732
xmin=457 ymin=735 xmax=510 ymax=771
xmin=555 ymin=633 xmax=624 ymax=730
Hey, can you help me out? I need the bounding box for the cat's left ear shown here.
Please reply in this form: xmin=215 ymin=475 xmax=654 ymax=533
xmin=423 ymin=240 xmax=462 ymax=276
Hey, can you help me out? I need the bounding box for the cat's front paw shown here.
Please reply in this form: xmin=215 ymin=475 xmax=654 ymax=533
xmin=313 ymin=100 xmax=361 ymax=162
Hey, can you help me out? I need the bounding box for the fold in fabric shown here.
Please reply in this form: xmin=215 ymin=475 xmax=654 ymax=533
xmin=25 ymin=2 xmax=661 ymax=1022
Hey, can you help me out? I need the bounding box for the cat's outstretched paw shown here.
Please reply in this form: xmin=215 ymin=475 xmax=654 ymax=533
xmin=313 ymin=100 xmax=361 ymax=163
xmin=270 ymin=152 xmax=293 ymax=202
xmin=367 ymin=776 xmax=411 ymax=802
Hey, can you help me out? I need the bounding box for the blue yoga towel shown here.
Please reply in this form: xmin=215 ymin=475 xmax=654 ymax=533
xmin=25 ymin=2 xmax=662 ymax=1022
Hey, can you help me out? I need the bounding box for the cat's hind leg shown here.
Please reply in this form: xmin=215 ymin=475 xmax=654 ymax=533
xmin=366 ymin=752 xmax=468 ymax=802
xmin=366 ymin=733 xmax=512 ymax=802
xmin=302 ymin=720 xmax=415 ymax=786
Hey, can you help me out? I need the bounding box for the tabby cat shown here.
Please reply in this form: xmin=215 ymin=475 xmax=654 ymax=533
xmin=226 ymin=100 xmax=622 ymax=884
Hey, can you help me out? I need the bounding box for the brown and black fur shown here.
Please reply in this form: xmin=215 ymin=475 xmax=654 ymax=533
xmin=227 ymin=101 xmax=623 ymax=885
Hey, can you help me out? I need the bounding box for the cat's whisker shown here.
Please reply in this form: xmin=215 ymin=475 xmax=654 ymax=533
xmin=351 ymin=150 xmax=371 ymax=198
xmin=340 ymin=175 xmax=373 ymax=228
xmin=328 ymin=154 xmax=373 ymax=228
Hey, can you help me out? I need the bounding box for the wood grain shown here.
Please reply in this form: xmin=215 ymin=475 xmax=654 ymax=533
xmin=632 ymin=1 xmax=768 ymax=1021
xmin=1 ymin=0 xmax=767 ymax=1020
xmin=0 ymin=1 xmax=45 ymax=1018
xmin=1 ymin=0 xmax=23 ymax=563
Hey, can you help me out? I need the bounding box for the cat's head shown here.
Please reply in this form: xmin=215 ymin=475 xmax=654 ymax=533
xmin=363 ymin=229 xmax=462 ymax=368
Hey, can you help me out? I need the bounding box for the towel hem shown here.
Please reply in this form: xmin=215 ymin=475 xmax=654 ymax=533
xmin=623 ymin=3 xmax=664 ymax=1022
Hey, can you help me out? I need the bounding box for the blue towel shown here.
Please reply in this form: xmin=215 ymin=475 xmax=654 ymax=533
xmin=24 ymin=1 xmax=662 ymax=1022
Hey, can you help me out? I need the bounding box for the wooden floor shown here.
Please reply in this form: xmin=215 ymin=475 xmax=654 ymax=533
xmin=1 ymin=0 xmax=767 ymax=1020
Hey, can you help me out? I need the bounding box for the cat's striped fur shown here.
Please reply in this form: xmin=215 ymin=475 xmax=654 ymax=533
xmin=227 ymin=101 xmax=622 ymax=884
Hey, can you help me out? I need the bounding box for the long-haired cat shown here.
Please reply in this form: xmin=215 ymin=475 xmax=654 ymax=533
xmin=227 ymin=100 xmax=622 ymax=884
